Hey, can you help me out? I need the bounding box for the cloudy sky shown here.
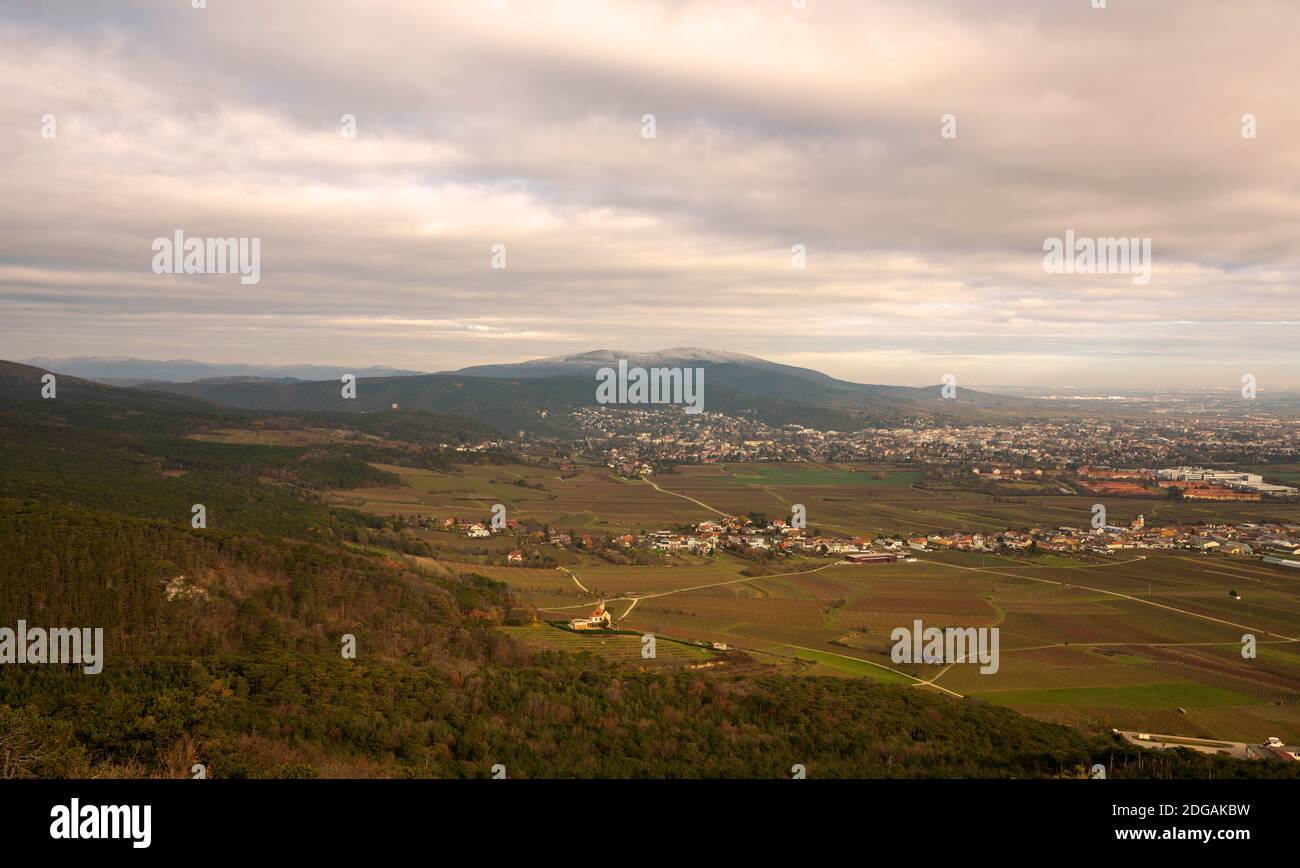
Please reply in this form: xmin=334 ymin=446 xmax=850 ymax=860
xmin=2 ymin=0 xmax=1297 ymax=388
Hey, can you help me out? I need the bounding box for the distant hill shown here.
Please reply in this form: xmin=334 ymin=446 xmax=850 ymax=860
xmin=454 ymin=347 xmax=943 ymax=397
xmin=0 ymin=359 xmax=242 ymax=429
xmin=452 ymin=347 xmax=831 ymax=381
xmin=21 ymin=355 xmax=425 ymax=384
xmin=119 ymin=348 xmax=1031 ymax=432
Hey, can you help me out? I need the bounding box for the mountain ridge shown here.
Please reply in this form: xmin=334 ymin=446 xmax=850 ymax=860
xmin=4 ymin=350 xmax=1031 ymax=435
xmin=22 ymin=356 xmax=425 ymax=384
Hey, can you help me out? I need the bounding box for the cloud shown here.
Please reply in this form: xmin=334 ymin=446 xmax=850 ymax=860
xmin=1 ymin=0 xmax=1297 ymax=387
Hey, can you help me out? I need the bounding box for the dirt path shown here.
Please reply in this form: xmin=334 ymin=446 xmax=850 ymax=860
xmin=777 ymin=642 xmax=964 ymax=698
xmin=555 ymin=565 xmax=590 ymax=594
xmin=639 ymin=475 xmax=728 ymax=516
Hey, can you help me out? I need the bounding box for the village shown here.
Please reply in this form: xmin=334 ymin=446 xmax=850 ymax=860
xmin=420 ymin=505 xmax=1300 ymax=574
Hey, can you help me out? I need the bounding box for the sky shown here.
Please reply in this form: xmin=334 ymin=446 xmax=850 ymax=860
xmin=1 ymin=0 xmax=1297 ymax=389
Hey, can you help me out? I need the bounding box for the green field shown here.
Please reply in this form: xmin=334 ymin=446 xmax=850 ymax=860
xmin=414 ymin=546 xmax=1300 ymax=742
xmin=350 ymin=459 xmax=1300 ymax=744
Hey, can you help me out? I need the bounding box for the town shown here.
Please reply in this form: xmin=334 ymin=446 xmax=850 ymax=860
xmin=555 ymin=407 xmax=1300 ymax=488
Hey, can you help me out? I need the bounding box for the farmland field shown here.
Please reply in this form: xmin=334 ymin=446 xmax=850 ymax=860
xmin=332 ymin=463 xmax=705 ymax=530
xmin=358 ymin=460 xmax=1300 ymax=744
xmin=334 ymin=460 xmax=1300 ymax=536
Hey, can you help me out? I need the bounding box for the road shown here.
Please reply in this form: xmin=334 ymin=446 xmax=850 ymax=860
xmin=1118 ymin=731 xmax=1251 ymax=760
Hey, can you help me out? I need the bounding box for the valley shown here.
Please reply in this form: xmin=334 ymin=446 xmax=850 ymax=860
xmin=341 ymin=458 xmax=1300 ymax=746
xmin=4 ymin=356 xmax=1300 ymax=778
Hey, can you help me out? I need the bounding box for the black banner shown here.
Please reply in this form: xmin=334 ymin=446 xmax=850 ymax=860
xmin=0 ymin=778 xmax=1286 ymax=855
